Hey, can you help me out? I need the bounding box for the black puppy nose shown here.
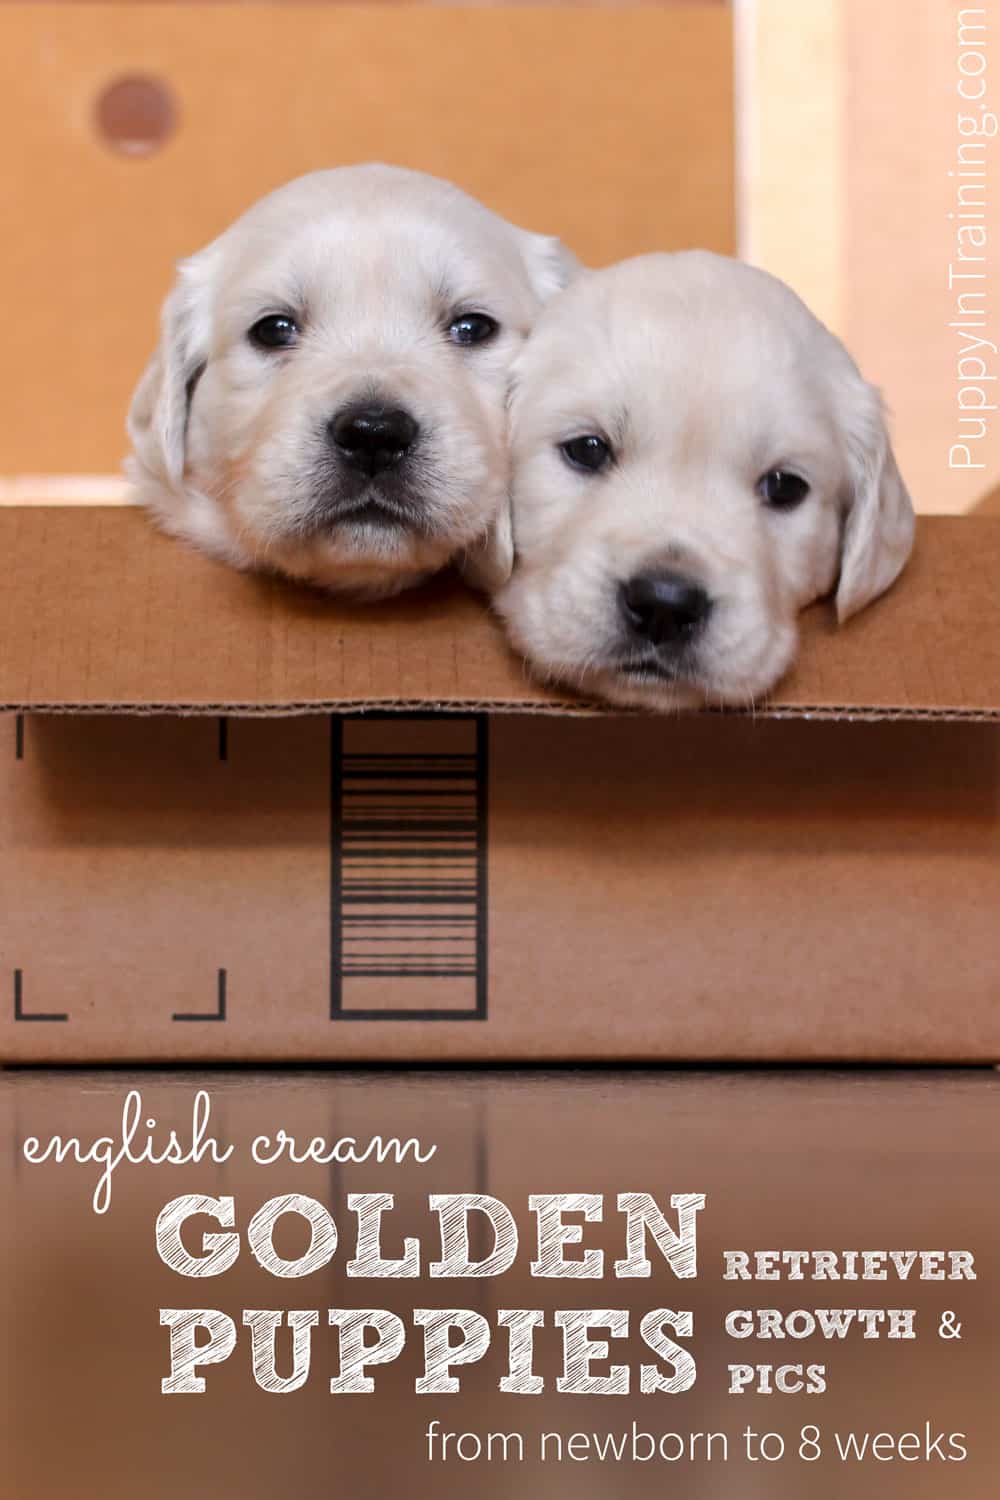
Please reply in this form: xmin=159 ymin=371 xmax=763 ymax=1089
xmin=329 ymin=405 xmax=419 ymax=476
xmin=621 ymin=570 xmax=712 ymax=646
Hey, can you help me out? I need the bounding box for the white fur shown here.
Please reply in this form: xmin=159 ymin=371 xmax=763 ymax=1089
xmin=128 ymin=164 xmax=576 ymax=598
xmin=495 ymin=251 xmax=915 ymax=709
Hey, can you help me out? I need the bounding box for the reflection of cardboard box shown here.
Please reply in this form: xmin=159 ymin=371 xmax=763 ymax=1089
xmin=2 ymin=508 xmax=998 ymax=1063
xmin=6 ymin=1071 xmax=999 ymax=1499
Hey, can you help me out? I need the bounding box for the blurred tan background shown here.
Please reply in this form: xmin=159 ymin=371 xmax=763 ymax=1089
xmin=743 ymin=0 xmax=1000 ymax=516
xmin=0 ymin=0 xmax=996 ymax=512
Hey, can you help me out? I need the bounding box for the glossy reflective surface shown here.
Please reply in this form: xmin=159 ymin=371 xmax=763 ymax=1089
xmin=5 ymin=1068 xmax=998 ymax=1497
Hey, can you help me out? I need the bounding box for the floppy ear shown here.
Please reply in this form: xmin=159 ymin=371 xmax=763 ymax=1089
xmin=126 ymin=253 xmax=214 ymax=489
xmin=520 ymin=230 xmax=581 ymax=304
xmin=835 ymin=386 xmax=916 ymax=622
xmin=458 ymin=496 xmax=514 ymax=595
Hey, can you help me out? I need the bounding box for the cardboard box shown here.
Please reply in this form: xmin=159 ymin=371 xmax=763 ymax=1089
xmin=974 ymin=482 xmax=1000 ymax=518
xmin=1 ymin=507 xmax=998 ymax=1064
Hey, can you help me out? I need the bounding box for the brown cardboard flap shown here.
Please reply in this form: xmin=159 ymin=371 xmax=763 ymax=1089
xmin=1 ymin=507 xmax=998 ymax=719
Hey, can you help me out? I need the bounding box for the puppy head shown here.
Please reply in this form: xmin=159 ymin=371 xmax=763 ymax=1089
xmin=495 ymin=251 xmax=915 ymax=708
xmin=128 ymin=164 xmax=576 ymax=598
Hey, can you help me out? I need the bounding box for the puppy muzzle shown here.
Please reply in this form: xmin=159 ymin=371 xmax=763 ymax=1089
xmin=296 ymin=397 xmax=436 ymax=536
xmin=328 ymin=402 xmax=420 ymax=478
xmin=619 ymin=569 xmax=714 ymax=646
xmin=603 ymin=569 xmax=715 ymax=688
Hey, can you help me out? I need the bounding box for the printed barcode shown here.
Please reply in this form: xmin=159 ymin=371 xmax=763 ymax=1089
xmin=330 ymin=715 xmax=488 ymax=1020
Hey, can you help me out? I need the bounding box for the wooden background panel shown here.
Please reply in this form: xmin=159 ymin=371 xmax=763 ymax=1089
xmin=741 ymin=0 xmax=999 ymax=515
xmin=0 ymin=3 xmax=734 ymax=477
xmin=844 ymin=0 xmax=1000 ymax=516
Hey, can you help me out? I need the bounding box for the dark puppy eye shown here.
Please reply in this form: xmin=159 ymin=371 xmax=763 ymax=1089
xmin=248 ymin=314 xmax=299 ymax=351
xmin=448 ymin=312 xmax=499 ymax=346
xmin=560 ymin=434 xmax=612 ymax=473
xmin=759 ymin=468 xmax=810 ymax=509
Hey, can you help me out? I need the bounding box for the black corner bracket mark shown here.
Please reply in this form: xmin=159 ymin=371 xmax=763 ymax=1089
xmin=14 ymin=714 xmax=24 ymax=760
xmin=13 ymin=969 xmax=68 ymax=1022
xmin=173 ymin=969 xmax=228 ymax=1022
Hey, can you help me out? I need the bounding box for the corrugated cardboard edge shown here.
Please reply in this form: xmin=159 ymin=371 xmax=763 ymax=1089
xmin=2 ymin=508 xmax=999 ymax=721
xmin=3 ymin=700 xmax=999 ymax=722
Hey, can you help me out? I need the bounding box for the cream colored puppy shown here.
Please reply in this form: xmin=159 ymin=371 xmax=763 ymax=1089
xmin=128 ymin=164 xmax=574 ymax=597
xmin=496 ymin=251 xmax=915 ymax=708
